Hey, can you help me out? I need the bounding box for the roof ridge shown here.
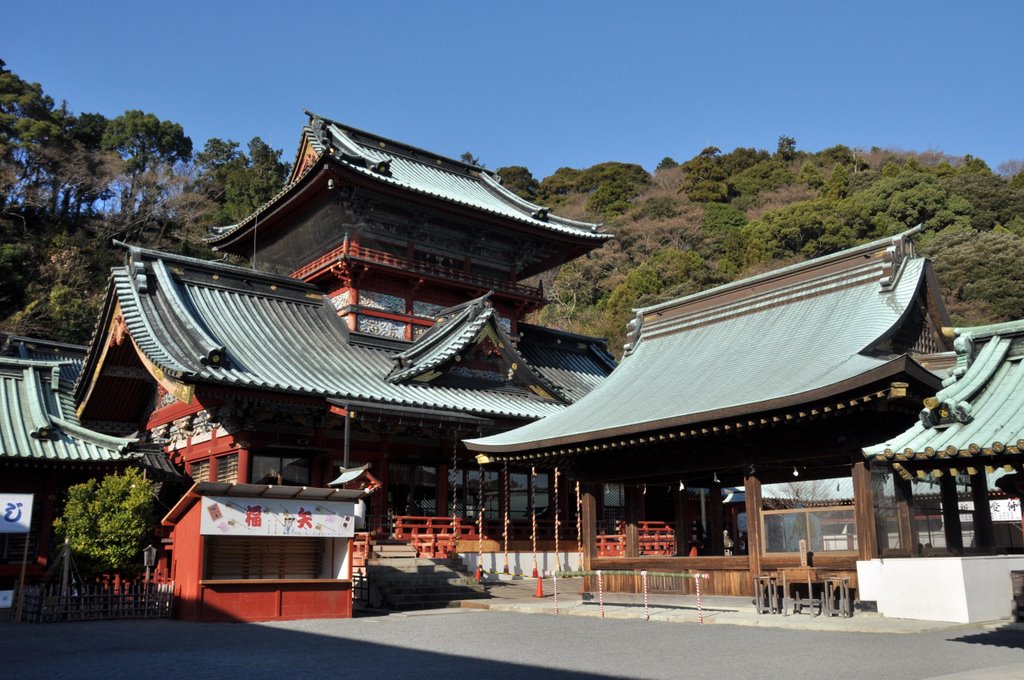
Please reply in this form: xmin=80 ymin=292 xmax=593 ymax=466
xmin=638 ymin=228 xmax=922 ymax=319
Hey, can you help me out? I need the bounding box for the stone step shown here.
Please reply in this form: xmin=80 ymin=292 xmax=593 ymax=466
xmin=370 ymin=575 xmax=480 ymax=588
xmin=367 ymin=557 xmax=461 ymax=570
xmin=382 ymin=582 xmax=486 ymax=596
xmin=385 ymin=589 xmax=490 ymax=607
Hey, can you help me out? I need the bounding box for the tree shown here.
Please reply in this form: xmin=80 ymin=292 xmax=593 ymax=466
xmin=53 ymin=468 xmax=156 ymax=577
xmin=495 ymin=165 xmax=539 ymax=199
xmin=460 ymin=151 xmax=481 ymax=167
xmin=680 ymin=146 xmax=729 ymax=203
xmin=775 ymin=135 xmax=797 ymax=162
xmin=656 ymin=156 xmax=678 ymax=171
xmin=101 ymin=109 xmax=193 ymax=237
xmin=823 ymin=165 xmax=849 ymax=200
xmin=798 ymin=161 xmax=824 ymax=189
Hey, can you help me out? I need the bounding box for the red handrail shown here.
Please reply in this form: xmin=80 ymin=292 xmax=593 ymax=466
xmin=290 ymin=243 xmax=544 ymax=300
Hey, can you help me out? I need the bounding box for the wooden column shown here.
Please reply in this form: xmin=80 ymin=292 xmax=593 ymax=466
xmin=970 ymin=469 xmax=995 ymax=550
xmin=894 ymin=475 xmax=918 ymax=555
xmin=580 ymin=483 xmax=598 ymax=573
xmin=673 ymin=486 xmax=690 ymax=556
xmin=852 ymin=460 xmax=878 ymax=561
xmin=744 ymin=472 xmax=763 ymax=577
xmin=939 ymin=474 xmax=964 ymax=554
xmin=437 ymin=461 xmax=449 ymax=517
xmin=708 ymin=480 xmax=724 ymax=555
xmin=623 ymin=484 xmax=641 ymax=558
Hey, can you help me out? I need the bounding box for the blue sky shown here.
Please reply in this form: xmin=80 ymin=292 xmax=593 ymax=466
xmin=4 ymin=1 xmax=1022 ymax=178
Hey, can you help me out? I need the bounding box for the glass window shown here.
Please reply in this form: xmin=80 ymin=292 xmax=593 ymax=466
xmin=762 ymin=507 xmax=857 ymax=554
xmin=251 ymin=454 xmax=310 ymax=486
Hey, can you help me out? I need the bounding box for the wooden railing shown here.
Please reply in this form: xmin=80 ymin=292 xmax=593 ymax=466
xmin=291 ymin=242 xmax=544 ymax=300
xmin=596 ymin=522 xmax=676 ymax=557
xmin=16 ymin=581 xmax=173 ymax=623
xmin=381 ymin=515 xmax=674 ymax=558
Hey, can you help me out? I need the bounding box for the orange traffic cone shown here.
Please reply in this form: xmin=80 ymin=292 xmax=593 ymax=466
xmin=534 ymin=574 xmax=545 ymax=598
xmin=475 ymin=563 xmax=483 ymax=581
xmin=532 ymin=566 xmax=539 ymax=578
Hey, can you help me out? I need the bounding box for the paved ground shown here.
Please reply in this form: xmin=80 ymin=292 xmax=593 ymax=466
xmin=4 ymin=579 xmax=1024 ymax=680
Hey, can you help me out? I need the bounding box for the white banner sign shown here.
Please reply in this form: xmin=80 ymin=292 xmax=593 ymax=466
xmin=200 ymin=496 xmax=357 ymax=537
xmin=0 ymin=494 xmax=33 ymax=534
xmin=958 ymin=498 xmax=1023 ymax=522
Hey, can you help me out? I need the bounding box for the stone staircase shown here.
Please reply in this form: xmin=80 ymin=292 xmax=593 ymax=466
xmin=366 ymin=541 xmax=489 ymax=610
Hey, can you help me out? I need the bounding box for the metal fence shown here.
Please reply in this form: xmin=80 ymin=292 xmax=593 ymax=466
xmin=14 ymin=582 xmax=173 ymax=623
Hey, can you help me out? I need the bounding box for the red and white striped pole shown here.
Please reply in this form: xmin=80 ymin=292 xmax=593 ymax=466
xmin=641 ymin=570 xmax=649 ymax=621
xmin=696 ymin=573 xmax=705 ymax=625
xmin=597 ymin=569 xmax=605 ymax=618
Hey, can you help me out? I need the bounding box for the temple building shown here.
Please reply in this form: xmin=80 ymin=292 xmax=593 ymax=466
xmin=0 ymin=336 xmax=178 ymax=598
xmin=72 ymin=114 xmax=616 ymax=619
xmin=466 ymin=229 xmax=969 ymax=608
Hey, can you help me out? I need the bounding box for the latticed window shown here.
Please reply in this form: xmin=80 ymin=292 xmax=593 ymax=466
xmin=190 ymin=459 xmax=210 ymax=483
xmin=216 ymin=454 xmax=239 ymax=484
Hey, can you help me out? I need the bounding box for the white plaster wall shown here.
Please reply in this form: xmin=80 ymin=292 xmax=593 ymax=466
xmin=459 ymin=551 xmax=581 ymax=577
xmin=858 ymin=556 xmax=1024 ymax=623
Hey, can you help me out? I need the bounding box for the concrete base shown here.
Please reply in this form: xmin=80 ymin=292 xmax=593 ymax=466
xmin=460 ymin=550 xmax=582 ymax=578
xmin=858 ymin=555 xmax=1024 ymax=623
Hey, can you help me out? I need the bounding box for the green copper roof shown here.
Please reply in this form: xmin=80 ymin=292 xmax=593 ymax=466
xmin=864 ymin=318 xmax=1024 ymax=461
xmin=81 ymin=244 xmax=612 ymax=422
xmin=466 ymin=230 xmax=947 ymax=456
xmin=0 ymin=357 xmax=135 ymax=463
xmin=208 ymin=114 xmax=612 ymax=248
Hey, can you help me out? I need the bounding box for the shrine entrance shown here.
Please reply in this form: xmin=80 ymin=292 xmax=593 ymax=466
xmin=388 ymin=463 xmax=438 ymax=516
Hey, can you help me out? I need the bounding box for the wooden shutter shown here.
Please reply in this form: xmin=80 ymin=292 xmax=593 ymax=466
xmin=216 ymin=454 xmax=239 ymax=484
xmin=205 ymin=536 xmax=323 ymax=580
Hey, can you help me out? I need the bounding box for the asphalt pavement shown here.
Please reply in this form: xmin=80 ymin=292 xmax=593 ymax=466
xmin=4 ymin=580 xmax=1024 ymax=680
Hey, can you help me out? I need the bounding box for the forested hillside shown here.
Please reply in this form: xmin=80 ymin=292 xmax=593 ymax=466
xmin=4 ymin=60 xmax=1024 ymax=354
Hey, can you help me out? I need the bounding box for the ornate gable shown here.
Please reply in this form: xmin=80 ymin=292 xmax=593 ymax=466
xmin=387 ymin=295 xmax=567 ymax=402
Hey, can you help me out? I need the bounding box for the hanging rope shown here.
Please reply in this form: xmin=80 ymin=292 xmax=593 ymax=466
xmin=502 ymin=463 xmax=510 ymax=574
xmin=449 ymin=440 xmax=458 ymax=555
xmin=575 ymin=480 xmax=583 ymax=573
xmin=553 ymin=467 xmax=561 ymax=573
xmin=530 ymin=466 xmax=538 ymax=578
xmin=597 ymin=569 xmax=605 ymax=618
xmin=553 ymin=569 xmax=559 ymax=615
xmin=477 ymin=465 xmax=484 ymax=578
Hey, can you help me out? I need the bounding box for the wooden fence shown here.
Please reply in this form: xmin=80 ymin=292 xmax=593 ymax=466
xmin=14 ymin=582 xmax=174 ymax=623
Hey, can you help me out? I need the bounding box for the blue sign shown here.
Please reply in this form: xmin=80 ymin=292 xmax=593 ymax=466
xmin=0 ymin=494 xmax=33 ymax=534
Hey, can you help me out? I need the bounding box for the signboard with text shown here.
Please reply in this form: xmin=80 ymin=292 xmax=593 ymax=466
xmin=200 ymin=496 xmax=356 ymax=538
xmin=958 ymin=498 xmax=1023 ymax=522
xmin=0 ymin=494 xmax=33 ymax=534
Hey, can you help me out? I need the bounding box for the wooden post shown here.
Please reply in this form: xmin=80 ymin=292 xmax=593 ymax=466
xmin=852 ymin=460 xmax=879 ymax=561
xmin=624 ymin=484 xmax=640 ymax=558
xmin=970 ymin=469 xmax=995 ymax=550
xmin=580 ymin=483 xmax=598 ymax=575
xmin=674 ymin=485 xmax=690 ymax=556
xmin=744 ymin=471 xmax=763 ymax=578
xmin=894 ymin=475 xmax=918 ymax=555
xmin=939 ymin=474 xmax=964 ymax=554
xmin=708 ymin=479 xmax=724 ymax=555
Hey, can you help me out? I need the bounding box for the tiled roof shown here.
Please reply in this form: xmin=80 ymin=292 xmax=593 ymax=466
xmin=864 ymin=318 xmax=1024 ymax=463
xmin=208 ymin=114 xmax=611 ymax=247
xmin=517 ymin=323 xmax=617 ymax=403
xmin=466 ymin=230 xmax=947 ymax=456
xmin=83 ymin=244 xmax=610 ymax=422
xmin=387 ymin=295 xmax=570 ymax=402
xmin=0 ymin=357 xmax=135 ymax=463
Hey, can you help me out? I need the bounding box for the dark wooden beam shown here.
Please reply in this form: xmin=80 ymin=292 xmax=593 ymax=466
xmin=939 ymin=474 xmax=964 ymax=554
xmin=744 ymin=472 xmax=763 ymax=577
xmin=970 ymin=470 xmax=995 ymax=550
xmin=708 ymin=479 xmax=724 ymax=555
xmin=852 ymin=460 xmax=878 ymax=561
xmin=895 ymin=475 xmax=918 ymax=556
xmin=624 ymin=484 xmax=640 ymax=558
xmin=673 ymin=486 xmax=689 ymax=556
